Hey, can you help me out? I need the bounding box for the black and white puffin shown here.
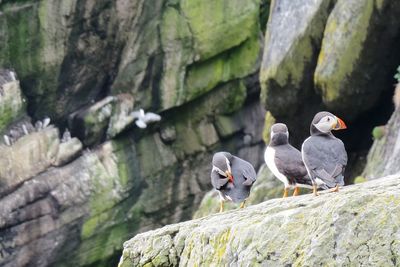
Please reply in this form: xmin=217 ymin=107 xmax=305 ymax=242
xmin=211 ymin=152 xmax=257 ymax=212
xmin=264 ymin=123 xmax=313 ymax=197
xmin=301 ymin=111 xmax=348 ymax=195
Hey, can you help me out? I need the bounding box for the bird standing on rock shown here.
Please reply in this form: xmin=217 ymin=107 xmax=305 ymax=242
xmin=265 ymin=123 xmax=314 ymax=198
xmin=301 ymin=111 xmax=348 ymax=196
xmin=211 ymin=152 xmax=257 ymax=212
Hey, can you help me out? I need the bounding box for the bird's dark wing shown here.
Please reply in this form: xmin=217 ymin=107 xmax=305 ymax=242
xmin=232 ymin=156 xmax=257 ymax=186
xmin=211 ymin=171 xmax=229 ymax=190
xmin=274 ymin=145 xmax=308 ymax=179
xmin=302 ymin=136 xmax=347 ymax=187
xmin=242 ymin=163 xmax=257 ymax=186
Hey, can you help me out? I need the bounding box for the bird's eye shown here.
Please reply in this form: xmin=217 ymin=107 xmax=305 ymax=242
xmin=327 ymin=117 xmax=331 ymax=122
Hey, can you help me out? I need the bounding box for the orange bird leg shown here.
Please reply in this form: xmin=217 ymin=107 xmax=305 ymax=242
xmin=313 ymin=184 xmax=319 ymax=196
xmin=283 ymin=187 xmax=289 ymax=198
xmin=219 ymin=201 xmax=224 ymax=213
xmin=331 ymin=184 xmax=339 ymax=192
xmin=240 ymin=200 xmax=246 ymax=209
xmin=293 ymin=186 xmax=300 ymax=196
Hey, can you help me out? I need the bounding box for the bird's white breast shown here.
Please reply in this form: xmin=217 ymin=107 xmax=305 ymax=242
xmin=264 ymin=146 xmax=289 ymax=186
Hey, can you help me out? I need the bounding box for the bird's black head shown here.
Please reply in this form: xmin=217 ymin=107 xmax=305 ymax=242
xmin=310 ymin=111 xmax=347 ymax=136
xmin=269 ymin=123 xmax=289 ymax=146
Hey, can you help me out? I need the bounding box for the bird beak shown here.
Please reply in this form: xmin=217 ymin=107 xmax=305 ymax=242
xmin=225 ymin=171 xmax=234 ymax=183
xmin=333 ymin=117 xmax=347 ymax=130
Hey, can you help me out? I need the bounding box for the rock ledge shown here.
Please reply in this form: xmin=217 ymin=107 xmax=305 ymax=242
xmin=119 ymin=175 xmax=400 ymax=266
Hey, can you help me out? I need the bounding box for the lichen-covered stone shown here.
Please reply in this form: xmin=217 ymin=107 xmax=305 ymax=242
xmin=107 ymin=94 xmax=135 ymax=139
xmin=119 ymin=175 xmax=400 ymax=266
xmin=53 ymin=137 xmax=83 ymax=166
xmin=0 ymin=1 xmax=267 ymax=267
xmin=262 ymin=111 xmax=275 ymax=144
xmin=363 ymin=108 xmax=400 ymax=180
xmin=0 ymin=127 xmax=59 ymax=197
xmin=314 ymin=0 xmax=400 ymax=116
xmin=69 ymin=96 xmax=115 ymax=146
xmin=0 ymin=73 xmax=26 ymax=132
xmin=260 ymin=0 xmax=333 ymax=117
xmin=214 ymin=115 xmax=242 ymax=138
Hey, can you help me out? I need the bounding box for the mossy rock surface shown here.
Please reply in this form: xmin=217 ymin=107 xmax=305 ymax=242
xmin=314 ymin=0 xmax=400 ymax=116
xmin=363 ymin=109 xmax=400 ymax=180
xmin=119 ymin=175 xmax=400 ymax=266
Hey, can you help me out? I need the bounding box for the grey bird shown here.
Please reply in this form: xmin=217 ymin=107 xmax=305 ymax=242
xmin=211 ymin=152 xmax=257 ymax=212
xmin=301 ymin=111 xmax=348 ymax=196
xmin=131 ymin=109 xmax=161 ymax=129
xmin=265 ymin=123 xmax=314 ymax=198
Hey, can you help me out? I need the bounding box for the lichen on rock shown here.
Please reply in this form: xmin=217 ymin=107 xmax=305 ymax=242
xmin=119 ymin=175 xmax=400 ymax=266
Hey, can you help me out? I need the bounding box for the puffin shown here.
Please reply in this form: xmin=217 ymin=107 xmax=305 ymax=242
xmin=211 ymin=152 xmax=257 ymax=212
xmin=264 ymin=123 xmax=313 ymax=198
xmin=301 ymin=111 xmax=348 ymax=195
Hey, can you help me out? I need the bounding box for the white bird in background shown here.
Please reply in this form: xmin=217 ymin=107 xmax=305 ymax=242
xmin=22 ymin=124 xmax=29 ymax=135
xmin=3 ymin=135 xmax=11 ymax=146
xmin=61 ymin=128 xmax=71 ymax=143
xmin=42 ymin=117 xmax=51 ymax=128
xmin=10 ymin=71 xmax=16 ymax=81
xmin=131 ymin=109 xmax=161 ymax=129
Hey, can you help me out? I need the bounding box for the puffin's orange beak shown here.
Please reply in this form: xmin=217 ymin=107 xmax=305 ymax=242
xmin=225 ymin=171 xmax=234 ymax=183
xmin=333 ymin=117 xmax=347 ymax=130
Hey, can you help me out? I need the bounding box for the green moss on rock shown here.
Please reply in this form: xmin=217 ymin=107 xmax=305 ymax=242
xmin=184 ymin=36 xmax=259 ymax=102
xmin=0 ymin=80 xmax=26 ymax=132
xmin=262 ymin=111 xmax=275 ymax=144
xmin=180 ymin=0 xmax=260 ymax=60
xmin=314 ymin=0 xmax=374 ymax=108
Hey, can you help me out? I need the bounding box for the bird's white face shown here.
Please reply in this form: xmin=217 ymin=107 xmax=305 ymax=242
xmin=212 ymin=156 xmax=234 ymax=182
xmin=314 ymin=115 xmax=337 ymax=133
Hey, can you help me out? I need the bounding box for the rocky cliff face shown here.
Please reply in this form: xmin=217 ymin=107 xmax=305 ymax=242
xmin=363 ymin=106 xmax=400 ymax=179
xmin=0 ymin=1 xmax=267 ymax=266
xmin=119 ymin=175 xmax=400 ymax=266
xmin=1 ymin=0 xmax=400 ymax=266
xmin=260 ymin=0 xmax=400 ymax=155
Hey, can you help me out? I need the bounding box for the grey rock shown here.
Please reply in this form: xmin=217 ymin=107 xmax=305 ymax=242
xmin=159 ymin=126 xmax=177 ymax=144
xmin=61 ymin=128 xmax=71 ymax=143
xmin=364 ymin=108 xmax=400 ymax=179
xmin=53 ymin=137 xmax=83 ymax=166
xmin=119 ymin=175 xmax=400 ymax=266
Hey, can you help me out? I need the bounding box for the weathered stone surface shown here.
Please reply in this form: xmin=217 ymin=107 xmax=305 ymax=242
xmin=0 ymin=127 xmax=59 ymax=197
xmin=106 ymin=94 xmax=135 ymax=139
xmin=0 ymin=79 xmax=266 ymax=267
xmin=0 ymin=0 xmax=262 ymax=125
xmin=259 ymin=0 xmax=400 ymax=148
xmin=69 ymin=96 xmax=115 ymax=146
xmin=260 ymin=0 xmax=332 ymax=118
xmin=0 ymin=70 xmax=26 ymax=132
xmin=363 ymin=108 xmax=400 ymax=180
xmin=53 ymin=137 xmax=83 ymax=166
xmin=119 ymin=175 xmax=400 ymax=266
xmin=314 ymin=0 xmax=400 ymax=116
